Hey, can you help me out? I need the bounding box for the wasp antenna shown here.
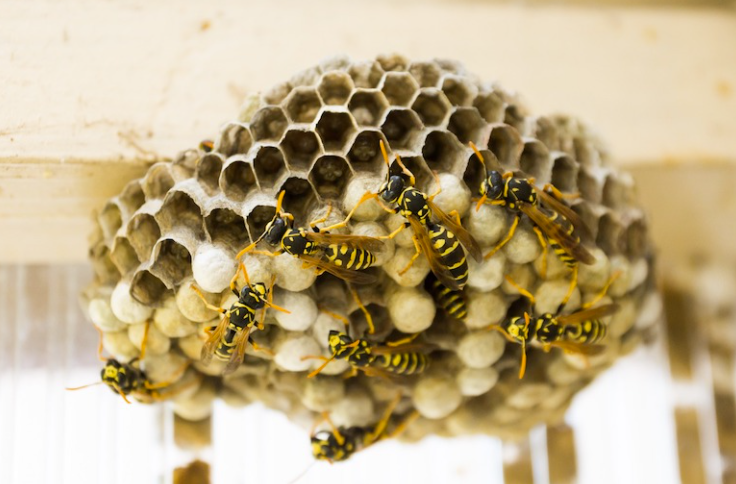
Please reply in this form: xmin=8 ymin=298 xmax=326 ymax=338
xmin=275 ymin=189 xmax=286 ymax=215
xmin=306 ymin=354 xmax=336 ymax=379
xmin=519 ymin=340 xmax=527 ymax=379
xmin=113 ymin=383 xmax=133 ymax=404
xmin=65 ymin=381 xmax=103 ymax=391
xmin=379 ymin=139 xmax=391 ymax=167
xmin=469 ymin=142 xmax=487 ymax=169
xmin=504 ymin=275 xmax=536 ymax=304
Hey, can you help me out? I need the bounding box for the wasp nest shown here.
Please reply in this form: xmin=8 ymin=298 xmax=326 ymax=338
xmin=83 ymin=54 xmax=658 ymax=441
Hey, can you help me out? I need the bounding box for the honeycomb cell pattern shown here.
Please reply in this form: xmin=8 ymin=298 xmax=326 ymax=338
xmin=84 ymin=55 xmax=657 ymax=445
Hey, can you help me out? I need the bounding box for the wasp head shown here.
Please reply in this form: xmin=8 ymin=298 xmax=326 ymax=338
xmin=379 ymin=175 xmax=405 ymax=204
xmin=502 ymin=318 xmax=528 ymax=345
xmin=327 ymin=330 xmax=355 ymax=357
xmin=241 ymin=282 xmax=269 ymax=309
xmin=101 ymin=359 xmax=133 ymax=395
xmin=481 ymin=170 xmax=505 ymax=201
xmin=263 ymin=216 xmax=289 ymax=246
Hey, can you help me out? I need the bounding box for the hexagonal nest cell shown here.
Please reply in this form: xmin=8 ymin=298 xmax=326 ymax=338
xmin=84 ymin=55 xmax=658 ymax=449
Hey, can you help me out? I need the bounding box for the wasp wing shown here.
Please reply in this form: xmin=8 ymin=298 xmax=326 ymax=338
xmin=370 ymin=343 xmax=436 ymax=355
xmin=549 ymin=340 xmax=606 ymax=356
xmin=306 ymin=232 xmax=385 ymax=253
xmin=519 ymin=203 xmax=596 ymax=265
xmin=200 ymin=317 xmax=230 ymax=365
xmin=223 ymin=326 xmax=253 ymax=375
xmin=299 ymin=254 xmax=378 ymax=285
xmin=428 ymin=200 xmax=482 ymax=263
xmin=537 ymin=188 xmax=592 ymax=239
xmin=556 ymin=304 xmax=619 ymax=326
xmin=407 ymin=217 xmax=461 ymax=291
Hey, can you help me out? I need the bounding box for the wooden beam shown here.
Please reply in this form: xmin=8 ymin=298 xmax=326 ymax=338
xmin=2 ymin=2 xmax=735 ymax=262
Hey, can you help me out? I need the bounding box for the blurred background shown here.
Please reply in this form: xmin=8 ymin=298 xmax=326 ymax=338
xmin=1 ymin=1 xmax=735 ymax=483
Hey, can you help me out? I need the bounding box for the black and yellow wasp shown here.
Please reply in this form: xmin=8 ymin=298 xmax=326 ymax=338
xmin=469 ymin=142 xmax=595 ymax=304
xmin=425 ymin=273 xmax=467 ymax=320
xmin=489 ymin=274 xmax=619 ymax=379
xmin=67 ymin=325 xmax=193 ymax=404
xmin=198 ymin=139 xmax=214 ymax=153
xmin=346 ymin=140 xmax=482 ymax=290
xmin=191 ymin=262 xmax=289 ymax=375
xmin=311 ymin=393 xmax=419 ymax=463
xmin=236 ymin=190 xmax=384 ymax=287
xmin=305 ymin=330 xmax=432 ymax=379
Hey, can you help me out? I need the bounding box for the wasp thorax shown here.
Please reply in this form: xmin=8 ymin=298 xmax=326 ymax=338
xmin=264 ymin=217 xmax=289 ymax=245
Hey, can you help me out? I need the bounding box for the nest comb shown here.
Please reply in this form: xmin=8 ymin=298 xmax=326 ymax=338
xmin=81 ymin=54 xmax=658 ymax=440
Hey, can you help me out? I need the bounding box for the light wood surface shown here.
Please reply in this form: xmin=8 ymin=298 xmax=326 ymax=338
xmin=1 ymin=1 xmax=735 ymax=263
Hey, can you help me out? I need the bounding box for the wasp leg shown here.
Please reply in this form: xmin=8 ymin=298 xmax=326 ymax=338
xmin=144 ymin=362 xmax=191 ymax=390
xmin=532 ymin=226 xmax=548 ymax=278
xmin=543 ymin=183 xmax=580 ymax=200
xmin=518 ymin=338 xmax=527 ymax=379
xmin=387 ymin=411 xmax=420 ymax=439
xmin=398 ymin=235 xmax=423 ymax=276
xmin=581 ymin=270 xmax=622 ymax=309
xmin=428 ymin=170 xmax=442 ymax=201
xmin=379 ymin=222 xmax=409 ymax=241
xmin=309 ymin=203 xmax=334 ymax=232
xmin=303 ymin=354 xmax=335 ymax=379
xmin=139 ymin=320 xmax=152 ymax=361
xmin=385 ymin=333 xmax=420 ymax=347
xmin=484 ymin=215 xmax=520 ymax=260
xmin=319 ymin=307 xmax=350 ymax=327
xmin=559 ymin=265 xmax=579 ymax=311
xmin=366 ymin=392 xmax=402 ymax=444
xmin=248 ymin=249 xmax=281 ymax=258
xmin=504 ymin=275 xmax=536 ymax=304
xmin=349 ymin=286 xmax=374 ymax=334
xmin=319 ymin=192 xmax=380 ymax=233
xmin=190 ymin=285 xmax=227 ymax=314
xmin=249 ymin=339 xmax=274 ymax=356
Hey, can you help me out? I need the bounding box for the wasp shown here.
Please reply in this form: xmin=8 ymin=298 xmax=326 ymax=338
xmin=425 ymin=273 xmax=467 ymax=320
xmin=191 ymin=262 xmax=289 ymax=375
xmin=198 ymin=139 xmax=214 ymax=153
xmin=67 ymin=325 xmax=193 ymax=404
xmin=489 ymin=274 xmax=619 ymax=379
xmin=304 ymin=329 xmax=432 ymax=380
xmin=310 ymin=393 xmax=419 ymax=463
xmin=236 ymin=190 xmax=385 ymax=288
xmin=469 ymin=142 xmax=595 ymax=305
xmin=344 ymin=141 xmax=482 ymax=291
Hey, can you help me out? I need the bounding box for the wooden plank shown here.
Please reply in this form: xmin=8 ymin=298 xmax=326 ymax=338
xmin=674 ymin=408 xmax=707 ymax=484
xmin=503 ymin=438 xmax=535 ymax=484
xmin=2 ymin=2 xmax=736 ymax=263
xmin=547 ymin=424 xmax=578 ymax=484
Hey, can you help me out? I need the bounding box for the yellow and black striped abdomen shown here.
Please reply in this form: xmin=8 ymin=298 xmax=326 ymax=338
xmin=426 ymin=276 xmax=467 ymax=320
xmin=372 ymin=352 xmax=429 ymax=375
xmin=429 ymin=223 xmax=469 ymax=288
xmin=324 ymin=244 xmax=376 ymax=270
xmin=563 ymin=319 xmax=607 ymax=344
xmin=546 ymin=211 xmax=579 ymax=269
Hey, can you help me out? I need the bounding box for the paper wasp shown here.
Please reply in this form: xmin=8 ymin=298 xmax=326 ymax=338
xmin=236 ymin=190 xmax=385 ymax=286
xmin=469 ymin=142 xmax=595 ymax=305
xmin=343 ymin=140 xmax=482 ymax=290
xmin=310 ymin=393 xmax=419 ymax=463
xmin=191 ymin=262 xmax=289 ymax=375
xmin=66 ymin=324 xmax=193 ymax=404
xmin=304 ymin=330 xmax=432 ymax=380
xmin=489 ymin=274 xmax=619 ymax=379
xmin=198 ymin=139 xmax=214 ymax=153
